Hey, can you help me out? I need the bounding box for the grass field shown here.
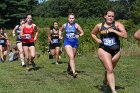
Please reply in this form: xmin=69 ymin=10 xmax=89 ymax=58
xmin=0 ymin=51 xmax=140 ymax=93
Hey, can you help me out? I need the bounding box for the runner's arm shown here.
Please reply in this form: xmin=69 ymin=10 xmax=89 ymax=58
xmin=91 ymin=23 xmax=102 ymax=44
xmin=59 ymin=24 xmax=65 ymax=39
xmin=48 ymin=30 xmax=53 ymax=43
xmin=76 ymin=23 xmax=84 ymax=37
xmin=34 ymin=24 xmax=39 ymax=41
xmin=20 ymin=24 xmax=25 ymax=38
xmin=12 ymin=25 xmax=18 ymax=37
xmin=108 ymin=22 xmax=127 ymax=38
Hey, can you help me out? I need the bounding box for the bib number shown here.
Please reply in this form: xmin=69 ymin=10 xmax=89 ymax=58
xmin=18 ymin=35 xmax=21 ymax=39
xmin=17 ymin=30 xmax=21 ymax=33
xmin=0 ymin=40 xmax=5 ymax=44
xmin=103 ymin=38 xmax=116 ymax=46
xmin=25 ymin=34 xmax=31 ymax=40
xmin=52 ymin=39 xmax=58 ymax=44
xmin=66 ymin=33 xmax=75 ymax=39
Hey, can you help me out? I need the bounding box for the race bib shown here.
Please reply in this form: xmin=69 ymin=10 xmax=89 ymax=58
xmin=25 ymin=34 xmax=31 ymax=40
xmin=17 ymin=30 xmax=21 ymax=33
xmin=66 ymin=33 xmax=75 ymax=39
xmin=103 ymin=37 xmax=116 ymax=46
xmin=52 ymin=39 xmax=58 ymax=43
xmin=0 ymin=40 xmax=5 ymax=43
xmin=18 ymin=35 xmax=21 ymax=39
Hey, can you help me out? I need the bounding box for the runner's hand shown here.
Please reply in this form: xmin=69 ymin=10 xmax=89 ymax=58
xmin=75 ymin=35 xmax=80 ymax=38
xmin=34 ymin=37 xmax=37 ymax=41
xmin=108 ymin=28 xmax=115 ymax=33
xmin=96 ymin=39 xmax=102 ymax=44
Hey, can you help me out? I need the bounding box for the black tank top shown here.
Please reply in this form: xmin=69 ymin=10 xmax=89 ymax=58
xmin=0 ymin=32 xmax=6 ymax=45
xmin=51 ymin=29 xmax=60 ymax=44
xmin=99 ymin=21 xmax=120 ymax=47
xmin=16 ymin=25 xmax=22 ymax=41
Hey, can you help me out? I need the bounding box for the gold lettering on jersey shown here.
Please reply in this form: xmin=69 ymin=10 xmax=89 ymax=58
xmin=100 ymin=30 xmax=108 ymax=34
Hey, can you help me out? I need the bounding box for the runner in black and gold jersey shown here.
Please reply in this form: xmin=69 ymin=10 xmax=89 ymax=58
xmin=13 ymin=19 xmax=25 ymax=66
xmin=0 ymin=28 xmax=8 ymax=62
xmin=91 ymin=9 xmax=127 ymax=93
xmin=48 ymin=21 xmax=61 ymax=64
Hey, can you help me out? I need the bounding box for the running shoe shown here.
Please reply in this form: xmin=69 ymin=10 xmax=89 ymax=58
xmin=0 ymin=58 xmax=4 ymax=62
xmin=67 ymin=67 xmax=71 ymax=73
xmin=103 ymin=80 xmax=107 ymax=85
xmin=49 ymin=54 xmax=53 ymax=59
xmin=26 ymin=67 xmax=30 ymax=72
xmin=102 ymin=80 xmax=108 ymax=92
xmin=32 ymin=63 xmax=36 ymax=68
xmin=55 ymin=62 xmax=59 ymax=65
xmin=73 ymin=72 xmax=78 ymax=78
xmin=21 ymin=62 xmax=26 ymax=67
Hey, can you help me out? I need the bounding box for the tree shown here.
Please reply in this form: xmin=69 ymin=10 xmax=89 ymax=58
xmin=76 ymin=0 xmax=109 ymax=17
xmin=0 ymin=0 xmax=38 ymax=28
xmin=45 ymin=0 xmax=78 ymax=17
xmin=0 ymin=0 xmax=7 ymax=26
xmin=38 ymin=0 xmax=110 ymax=18
xmin=109 ymin=0 xmax=131 ymax=20
xmin=130 ymin=0 xmax=140 ymax=23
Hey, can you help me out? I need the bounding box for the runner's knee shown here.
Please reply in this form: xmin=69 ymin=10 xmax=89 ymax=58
xmin=19 ymin=50 xmax=24 ymax=54
xmin=134 ymin=32 xmax=140 ymax=40
xmin=106 ymin=69 xmax=114 ymax=73
xmin=69 ymin=56 xmax=74 ymax=60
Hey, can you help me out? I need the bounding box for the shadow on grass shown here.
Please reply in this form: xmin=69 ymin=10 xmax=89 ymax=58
xmin=51 ymin=61 xmax=63 ymax=64
xmin=61 ymin=61 xmax=68 ymax=64
xmin=63 ymin=70 xmax=85 ymax=74
xmin=62 ymin=70 xmax=86 ymax=78
xmin=94 ymin=85 xmax=125 ymax=93
xmin=28 ymin=66 xmax=41 ymax=71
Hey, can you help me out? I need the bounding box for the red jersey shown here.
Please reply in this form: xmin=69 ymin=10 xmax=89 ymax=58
xmin=22 ymin=24 xmax=35 ymax=43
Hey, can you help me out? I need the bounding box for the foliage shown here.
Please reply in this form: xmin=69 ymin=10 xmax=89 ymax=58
xmin=130 ymin=0 xmax=140 ymax=23
xmin=37 ymin=28 xmax=48 ymax=53
xmin=33 ymin=17 xmax=67 ymax=28
xmin=0 ymin=0 xmax=38 ymax=28
xmin=76 ymin=0 xmax=110 ymax=17
xmin=109 ymin=0 xmax=131 ymax=19
xmin=1 ymin=0 xmax=140 ymax=54
xmin=0 ymin=1 xmax=7 ymax=26
xmin=36 ymin=0 xmax=110 ymax=18
xmin=1 ymin=0 xmax=140 ymax=28
xmin=34 ymin=17 xmax=139 ymax=54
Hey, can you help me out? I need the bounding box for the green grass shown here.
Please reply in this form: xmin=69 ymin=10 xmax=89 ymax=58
xmin=0 ymin=52 xmax=140 ymax=93
xmin=2 ymin=29 xmax=140 ymax=93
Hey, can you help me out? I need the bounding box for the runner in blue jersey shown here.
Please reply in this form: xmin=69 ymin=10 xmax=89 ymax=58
xmin=91 ymin=9 xmax=127 ymax=93
xmin=13 ymin=19 xmax=25 ymax=67
xmin=60 ymin=13 xmax=84 ymax=78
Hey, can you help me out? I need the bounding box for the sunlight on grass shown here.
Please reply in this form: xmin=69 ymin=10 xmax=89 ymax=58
xmin=0 ymin=54 xmax=139 ymax=93
xmin=0 ymin=29 xmax=140 ymax=93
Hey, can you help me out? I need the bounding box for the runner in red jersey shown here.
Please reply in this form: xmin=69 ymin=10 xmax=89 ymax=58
xmin=20 ymin=15 xmax=39 ymax=71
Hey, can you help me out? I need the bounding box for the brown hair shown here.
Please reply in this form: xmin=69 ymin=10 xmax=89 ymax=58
xmin=68 ymin=13 xmax=75 ymax=18
xmin=0 ymin=27 xmax=5 ymax=34
xmin=103 ymin=8 xmax=115 ymax=16
xmin=53 ymin=21 xmax=58 ymax=25
xmin=20 ymin=19 xmax=25 ymax=22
